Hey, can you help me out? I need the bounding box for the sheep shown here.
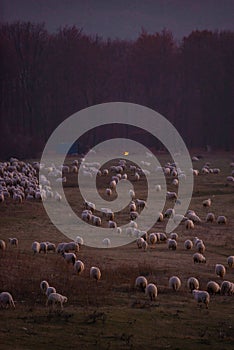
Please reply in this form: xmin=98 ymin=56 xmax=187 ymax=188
xmin=157 ymin=212 xmax=164 ymax=222
xmin=39 ymin=242 xmax=48 ymax=254
xmin=63 ymin=242 xmax=79 ymax=253
xmin=105 ymin=188 xmax=112 ymax=196
xmin=109 ymin=180 xmax=117 ymax=190
xmin=81 ymin=209 xmax=92 ymax=222
xmin=8 ymin=237 xmax=18 ymax=247
xmin=62 ymin=252 xmax=76 ymax=265
xmin=197 ymin=241 xmax=206 ymax=254
xmin=102 ymin=238 xmax=111 ymax=247
xmin=145 ymin=283 xmax=158 ymax=301
xmin=129 ymin=201 xmax=137 ymax=212
xmin=169 ymin=232 xmax=178 ymax=241
xmin=192 ymin=290 xmax=210 ymax=308
xmin=0 ymin=292 xmax=15 ymax=309
xmin=220 ymin=280 xmax=234 ymax=296
xmin=46 ymin=242 xmax=56 ymax=253
xmin=166 ymin=191 xmax=177 ymax=200
xmin=227 ymin=256 xmax=234 ymax=268
xmin=46 ymin=286 xmax=57 ymax=297
xmin=164 ymin=208 xmax=175 ymax=219
xmin=136 ymin=199 xmax=147 ymax=210
xmin=169 ymin=276 xmax=181 ymax=291
xmin=215 ymin=264 xmax=226 ymax=278
xmin=217 ymin=215 xmax=227 ymax=224
xmin=184 ymin=239 xmax=193 ymax=250
xmin=134 ymin=172 xmax=140 ymax=181
xmin=130 ymin=211 xmax=138 ymax=220
xmin=135 ymin=276 xmax=148 ymax=292
xmin=158 ymin=232 xmax=167 ymax=242
xmin=149 ymin=233 xmax=157 ymax=245
xmin=142 ymin=240 xmax=148 ymax=251
xmin=168 ymin=238 xmax=177 ymax=250
xmin=91 ymin=215 xmax=102 ymax=226
xmin=46 ymin=292 xmax=68 ymax=310
xmin=56 ymin=242 xmax=66 ymax=254
xmin=74 ymin=260 xmax=85 ymax=275
xmin=75 ymin=236 xmax=84 ymax=247
xmin=32 ymin=241 xmax=40 ymax=254
xmin=40 ymin=280 xmax=50 ymax=294
xmin=187 ymin=277 xmax=199 ymax=292
xmin=84 ymin=200 xmax=96 ymax=212
xmin=203 ymin=198 xmax=211 ymax=207
xmin=206 ymin=212 xmax=215 ymax=223
xmin=185 ymin=219 xmax=194 ymax=229
xmin=108 ymin=220 xmax=117 ymax=229
xmin=136 ymin=237 xmax=145 ymax=249
xmin=90 ymin=266 xmax=101 ymax=281
xmin=206 ymin=281 xmax=220 ymax=295
xmin=129 ymin=189 xmax=135 ymax=199
xmin=0 ymin=239 xmax=6 ymax=251
xmin=193 ymin=253 xmax=206 ymax=264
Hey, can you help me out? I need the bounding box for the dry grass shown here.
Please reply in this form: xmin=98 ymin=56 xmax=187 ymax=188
xmin=0 ymin=152 xmax=234 ymax=349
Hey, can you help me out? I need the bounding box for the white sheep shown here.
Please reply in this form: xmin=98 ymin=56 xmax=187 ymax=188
xmin=108 ymin=220 xmax=117 ymax=229
xmin=129 ymin=189 xmax=135 ymax=199
xmin=197 ymin=241 xmax=205 ymax=254
xmin=40 ymin=280 xmax=50 ymax=294
xmin=74 ymin=260 xmax=85 ymax=275
xmin=203 ymin=198 xmax=211 ymax=207
xmin=32 ymin=241 xmax=40 ymax=254
xmin=62 ymin=252 xmax=76 ymax=265
xmin=220 ymin=280 xmax=234 ymax=296
xmin=136 ymin=237 xmax=145 ymax=249
xmin=185 ymin=219 xmax=194 ymax=229
xmin=192 ymin=290 xmax=210 ymax=308
xmin=0 ymin=291 xmax=15 ymax=309
xmin=217 ymin=215 xmax=227 ymax=224
xmin=46 ymin=286 xmax=57 ymax=297
xmin=135 ymin=276 xmax=148 ymax=292
xmin=46 ymin=292 xmax=68 ymax=310
xmin=155 ymin=184 xmax=161 ymax=192
xmin=39 ymin=242 xmax=48 ymax=254
xmin=169 ymin=276 xmax=181 ymax=291
xmin=91 ymin=215 xmax=102 ymax=226
xmin=215 ymin=264 xmax=226 ymax=278
xmin=206 ymin=281 xmax=220 ymax=295
xmin=206 ymin=212 xmax=215 ymax=223
xmin=184 ymin=239 xmax=193 ymax=250
xmin=8 ymin=237 xmax=18 ymax=247
xmin=56 ymin=242 xmax=66 ymax=254
xmin=63 ymin=242 xmax=79 ymax=253
xmin=142 ymin=240 xmax=148 ymax=251
xmin=187 ymin=277 xmax=199 ymax=292
xmin=105 ymin=188 xmax=112 ymax=196
xmin=130 ymin=211 xmax=138 ymax=220
xmin=0 ymin=239 xmax=6 ymax=251
xmin=129 ymin=201 xmax=137 ymax=212
xmin=145 ymin=283 xmax=158 ymax=301
xmin=75 ymin=236 xmax=84 ymax=247
xmin=169 ymin=232 xmax=178 ymax=241
xmin=102 ymin=238 xmax=111 ymax=247
xmin=193 ymin=253 xmax=206 ymax=264
xmin=149 ymin=233 xmax=157 ymax=245
xmin=46 ymin=242 xmax=56 ymax=253
xmin=227 ymin=255 xmax=234 ymax=268
xmin=90 ymin=266 xmax=101 ymax=281
xmin=168 ymin=238 xmax=177 ymax=250
xmin=166 ymin=191 xmax=177 ymax=200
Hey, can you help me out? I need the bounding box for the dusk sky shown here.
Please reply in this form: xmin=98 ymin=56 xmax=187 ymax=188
xmin=1 ymin=0 xmax=234 ymax=40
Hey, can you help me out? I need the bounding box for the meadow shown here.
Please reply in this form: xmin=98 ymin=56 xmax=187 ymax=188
xmin=0 ymin=152 xmax=234 ymax=350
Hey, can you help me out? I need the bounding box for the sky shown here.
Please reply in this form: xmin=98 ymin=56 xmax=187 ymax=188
xmin=1 ymin=0 xmax=234 ymax=40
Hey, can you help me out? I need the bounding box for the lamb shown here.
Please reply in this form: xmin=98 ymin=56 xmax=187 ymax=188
xmin=62 ymin=252 xmax=76 ymax=265
xmin=46 ymin=292 xmax=68 ymax=310
xmin=74 ymin=260 xmax=85 ymax=275
xmin=203 ymin=198 xmax=211 ymax=207
xmin=185 ymin=219 xmax=194 ymax=229
xmin=187 ymin=277 xmax=199 ymax=292
xmin=192 ymin=290 xmax=210 ymax=308
xmin=8 ymin=237 xmax=18 ymax=247
xmin=90 ymin=266 xmax=101 ymax=281
xmin=217 ymin=215 xmax=227 ymax=224
xmin=227 ymin=255 xmax=234 ymax=268
xmin=145 ymin=283 xmax=158 ymax=301
xmin=32 ymin=241 xmax=40 ymax=254
xmin=193 ymin=253 xmax=206 ymax=264
xmin=0 ymin=292 xmax=15 ymax=309
xmin=168 ymin=238 xmax=177 ymax=250
xmin=135 ymin=276 xmax=148 ymax=292
xmin=220 ymin=280 xmax=234 ymax=296
xmin=215 ymin=264 xmax=226 ymax=278
xmin=184 ymin=239 xmax=193 ymax=250
xmin=0 ymin=239 xmax=6 ymax=251
xmin=206 ymin=281 xmax=220 ymax=295
xmin=206 ymin=212 xmax=215 ymax=223
xmin=169 ymin=276 xmax=181 ymax=291
xmin=40 ymin=280 xmax=50 ymax=294
xmin=46 ymin=286 xmax=57 ymax=297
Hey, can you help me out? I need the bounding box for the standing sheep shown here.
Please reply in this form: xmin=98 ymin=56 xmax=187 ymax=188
xmin=46 ymin=292 xmax=68 ymax=310
xmin=184 ymin=239 xmax=193 ymax=250
xmin=135 ymin=276 xmax=148 ymax=292
xmin=90 ymin=266 xmax=101 ymax=282
xmin=39 ymin=242 xmax=48 ymax=254
xmin=193 ymin=253 xmax=206 ymax=264
xmin=227 ymin=256 xmax=234 ymax=268
xmin=145 ymin=283 xmax=158 ymax=301
xmin=187 ymin=277 xmax=199 ymax=292
xmin=169 ymin=276 xmax=181 ymax=291
xmin=217 ymin=216 xmax=227 ymax=224
xmin=32 ymin=241 xmax=40 ymax=254
xmin=206 ymin=281 xmax=220 ymax=295
xmin=193 ymin=290 xmax=210 ymax=308
xmin=62 ymin=252 xmax=76 ymax=265
xmin=206 ymin=213 xmax=215 ymax=223
xmin=185 ymin=219 xmax=194 ymax=229
xmin=0 ymin=292 xmax=15 ymax=309
xmin=149 ymin=233 xmax=157 ymax=245
xmin=220 ymin=281 xmax=234 ymax=296
xmin=168 ymin=238 xmax=177 ymax=250
xmin=0 ymin=239 xmax=6 ymax=251
xmin=74 ymin=260 xmax=85 ymax=275
xmin=8 ymin=238 xmax=18 ymax=248
xmin=215 ymin=264 xmax=226 ymax=278
xmin=203 ymin=198 xmax=211 ymax=207
xmin=136 ymin=237 xmax=145 ymax=249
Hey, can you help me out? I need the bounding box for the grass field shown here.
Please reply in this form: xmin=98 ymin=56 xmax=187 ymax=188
xmin=0 ymin=152 xmax=234 ymax=350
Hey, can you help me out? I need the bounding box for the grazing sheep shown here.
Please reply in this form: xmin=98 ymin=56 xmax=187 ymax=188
xmin=197 ymin=241 xmax=206 ymax=254
xmin=90 ymin=266 xmax=101 ymax=281
xmin=136 ymin=237 xmax=145 ymax=249
xmin=206 ymin=212 xmax=215 ymax=223
xmin=102 ymin=238 xmax=111 ymax=247
xmin=206 ymin=281 xmax=220 ymax=295
xmin=0 ymin=239 xmax=6 ymax=251
xmin=91 ymin=215 xmax=102 ymax=226
xmin=46 ymin=292 xmax=68 ymax=310
xmin=169 ymin=276 xmax=181 ymax=291
xmin=75 ymin=236 xmax=84 ymax=247
xmin=193 ymin=253 xmax=206 ymax=264
xmin=46 ymin=286 xmax=57 ymax=297
xmin=84 ymin=200 xmax=96 ymax=212
xmin=157 ymin=212 xmax=164 ymax=222
xmin=108 ymin=220 xmax=117 ymax=229
xmin=46 ymin=242 xmax=56 ymax=253
xmin=40 ymin=280 xmax=50 ymax=294
xmin=187 ymin=277 xmax=199 ymax=292
xmin=32 ymin=241 xmax=40 ymax=254
xmin=56 ymin=242 xmax=66 ymax=254
xmin=184 ymin=239 xmax=193 ymax=250
xmin=168 ymin=238 xmax=177 ymax=250
xmin=74 ymin=260 xmax=85 ymax=275
xmin=63 ymin=242 xmax=79 ymax=253
xmin=217 ymin=215 xmax=227 ymax=224
xmin=215 ymin=264 xmax=226 ymax=278
xmin=129 ymin=189 xmax=135 ymax=199
xmin=166 ymin=191 xmax=177 ymax=200
xmin=105 ymin=188 xmax=112 ymax=196
xmin=130 ymin=211 xmax=138 ymax=220
xmin=39 ymin=242 xmax=48 ymax=254
xmin=135 ymin=276 xmax=148 ymax=292
xmin=185 ymin=219 xmax=194 ymax=229
xmin=136 ymin=199 xmax=147 ymax=210
xmin=142 ymin=240 xmax=148 ymax=251
xmin=193 ymin=290 xmax=210 ymax=308
xmin=8 ymin=238 xmax=18 ymax=247
xmin=62 ymin=252 xmax=76 ymax=265
xmin=203 ymin=198 xmax=211 ymax=207
xmin=81 ymin=209 xmax=92 ymax=222
xmin=227 ymin=256 xmax=234 ymax=268
xmin=149 ymin=233 xmax=157 ymax=245
xmin=157 ymin=232 xmax=167 ymax=242
xmin=145 ymin=283 xmax=158 ymax=301
xmin=0 ymin=292 xmax=15 ymax=309
xmin=164 ymin=208 xmax=175 ymax=219
xmin=220 ymin=280 xmax=234 ymax=296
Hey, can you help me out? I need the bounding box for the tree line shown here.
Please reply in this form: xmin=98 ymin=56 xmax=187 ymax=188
xmin=0 ymin=21 xmax=234 ymax=159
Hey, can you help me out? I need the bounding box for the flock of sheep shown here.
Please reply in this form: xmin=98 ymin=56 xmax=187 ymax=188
xmin=0 ymin=154 xmax=234 ymax=311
